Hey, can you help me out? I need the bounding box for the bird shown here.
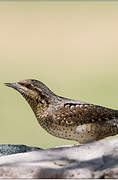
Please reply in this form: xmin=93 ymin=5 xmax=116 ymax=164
xmin=5 ymin=79 xmax=118 ymax=144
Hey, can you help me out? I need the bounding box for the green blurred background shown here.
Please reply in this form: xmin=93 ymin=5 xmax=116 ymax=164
xmin=1 ymin=1 xmax=118 ymax=148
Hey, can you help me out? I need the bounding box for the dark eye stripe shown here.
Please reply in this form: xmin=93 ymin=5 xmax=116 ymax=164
xmin=25 ymin=84 xmax=32 ymax=89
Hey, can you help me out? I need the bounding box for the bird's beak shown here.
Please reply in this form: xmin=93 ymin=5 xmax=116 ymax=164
xmin=4 ymin=82 xmax=24 ymax=94
xmin=4 ymin=83 xmax=18 ymax=89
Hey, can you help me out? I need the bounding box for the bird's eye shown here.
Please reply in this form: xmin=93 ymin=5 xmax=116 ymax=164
xmin=25 ymin=84 xmax=32 ymax=89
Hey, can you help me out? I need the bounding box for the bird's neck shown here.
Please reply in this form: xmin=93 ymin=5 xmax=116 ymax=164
xmin=25 ymin=95 xmax=49 ymax=119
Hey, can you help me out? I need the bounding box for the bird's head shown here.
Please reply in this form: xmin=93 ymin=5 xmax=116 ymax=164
xmin=5 ymin=79 xmax=56 ymax=112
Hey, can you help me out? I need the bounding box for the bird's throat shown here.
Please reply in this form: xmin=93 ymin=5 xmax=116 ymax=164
xmin=24 ymin=95 xmax=48 ymax=119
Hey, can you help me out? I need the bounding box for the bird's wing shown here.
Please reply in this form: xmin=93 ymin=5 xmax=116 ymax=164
xmin=54 ymin=102 xmax=118 ymax=126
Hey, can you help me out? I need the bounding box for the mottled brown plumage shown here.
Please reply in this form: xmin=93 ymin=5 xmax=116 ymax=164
xmin=5 ymin=79 xmax=118 ymax=143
